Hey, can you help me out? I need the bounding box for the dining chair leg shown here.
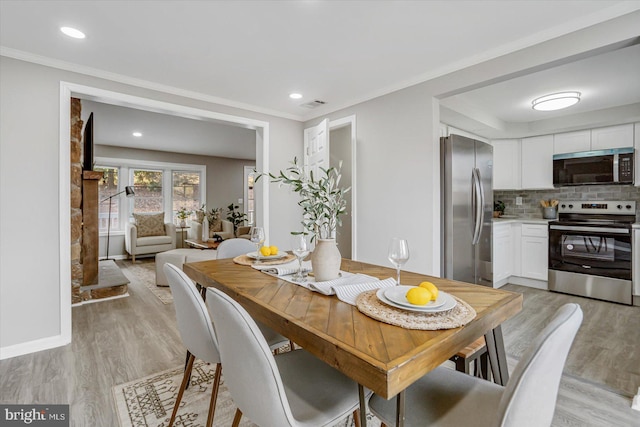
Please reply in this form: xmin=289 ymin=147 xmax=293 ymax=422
xmin=231 ymin=408 xmax=242 ymax=427
xmin=205 ymin=363 xmax=222 ymax=427
xmin=358 ymin=384 xmax=367 ymax=427
xmin=168 ymin=353 xmax=195 ymax=427
xmin=353 ymin=409 xmax=361 ymax=427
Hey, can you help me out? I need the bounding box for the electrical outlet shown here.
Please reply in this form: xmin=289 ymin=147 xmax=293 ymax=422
xmin=515 ymin=197 xmax=523 ymax=206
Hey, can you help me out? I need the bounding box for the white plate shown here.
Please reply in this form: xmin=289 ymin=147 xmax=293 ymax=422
xmin=246 ymin=251 xmax=287 ymax=260
xmin=376 ymin=288 xmax=457 ymax=313
xmin=384 ymin=285 xmax=447 ymax=309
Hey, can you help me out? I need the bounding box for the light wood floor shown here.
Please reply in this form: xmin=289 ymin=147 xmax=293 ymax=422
xmin=1 ymin=263 xmax=639 ymax=426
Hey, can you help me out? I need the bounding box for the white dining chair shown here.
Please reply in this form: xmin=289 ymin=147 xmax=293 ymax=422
xmin=368 ymin=303 xmax=583 ymax=427
xmin=205 ymin=286 xmax=369 ymax=427
xmin=216 ymin=238 xmax=256 ymax=259
xmin=164 ymin=264 xmax=289 ymax=427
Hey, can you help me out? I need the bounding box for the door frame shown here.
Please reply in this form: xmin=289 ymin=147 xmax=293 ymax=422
xmin=58 ymin=81 xmax=270 ymax=341
xmin=329 ymin=115 xmax=357 ymax=260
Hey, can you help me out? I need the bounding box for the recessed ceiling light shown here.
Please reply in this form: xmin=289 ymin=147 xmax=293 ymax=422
xmin=532 ymin=92 xmax=580 ymax=111
xmin=60 ymin=26 xmax=86 ymax=39
xmin=132 ymin=132 xmax=142 ymax=137
xmin=289 ymin=93 xmax=303 ymax=99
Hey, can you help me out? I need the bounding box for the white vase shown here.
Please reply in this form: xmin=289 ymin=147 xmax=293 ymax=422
xmin=311 ymin=238 xmax=341 ymax=282
xmin=202 ymin=220 xmax=209 ymax=242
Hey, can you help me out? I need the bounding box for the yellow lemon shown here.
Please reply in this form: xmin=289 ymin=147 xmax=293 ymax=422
xmin=406 ymin=287 xmax=432 ymax=306
xmin=269 ymin=245 xmax=279 ymax=256
xmin=260 ymin=246 xmax=271 ymax=256
xmin=419 ymin=281 xmax=439 ymax=301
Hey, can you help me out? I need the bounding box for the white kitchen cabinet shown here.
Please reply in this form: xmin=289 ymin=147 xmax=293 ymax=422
xmin=521 ymin=135 xmax=554 ymax=189
xmin=635 ymin=123 xmax=639 ymax=187
xmin=634 ymin=228 xmax=640 ymax=297
xmin=553 ymin=130 xmax=591 ymax=154
xmin=493 ymin=222 xmax=513 ymax=286
xmin=520 ymin=224 xmax=548 ymax=281
xmin=492 ymin=139 xmax=520 ymax=190
xmin=591 ymin=124 xmax=634 ymax=150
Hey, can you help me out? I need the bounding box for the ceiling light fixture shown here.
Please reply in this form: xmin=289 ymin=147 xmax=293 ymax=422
xmin=532 ymin=92 xmax=581 ymax=111
xmin=289 ymin=93 xmax=303 ymax=99
xmin=60 ymin=26 xmax=86 ymax=39
xmin=132 ymin=132 xmax=142 ymax=137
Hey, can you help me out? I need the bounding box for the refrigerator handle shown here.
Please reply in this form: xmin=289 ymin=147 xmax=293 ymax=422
xmin=477 ymin=167 xmax=486 ymax=243
xmin=471 ymin=168 xmax=482 ymax=245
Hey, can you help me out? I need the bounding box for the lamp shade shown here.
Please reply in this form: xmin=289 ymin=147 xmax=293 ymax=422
xmin=125 ymin=186 xmax=135 ymax=197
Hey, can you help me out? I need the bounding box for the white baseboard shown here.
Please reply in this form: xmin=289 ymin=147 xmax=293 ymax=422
xmin=0 ymin=334 xmax=70 ymax=360
xmin=507 ymin=276 xmax=548 ymax=290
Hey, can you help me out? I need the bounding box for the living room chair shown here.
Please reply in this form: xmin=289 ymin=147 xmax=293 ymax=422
xmin=163 ymin=264 xmax=289 ymax=427
xmin=205 ymin=286 xmax=367 ymax=427
xmin=216 ymin=238 xmax=256 ymax=259
xmin=125 ymin=213 xmax=176 ymax=262
xmin=368 ymin=303 xmax=583 ymax=427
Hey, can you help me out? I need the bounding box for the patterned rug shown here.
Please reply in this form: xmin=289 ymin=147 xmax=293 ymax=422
xmin=112 ymin=360 xmax=381 ymax=427
xmin=118 ymin=258 xmax=173 ymax=304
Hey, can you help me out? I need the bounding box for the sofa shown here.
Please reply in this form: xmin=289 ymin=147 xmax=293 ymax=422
xmin=155 ymin=248 xmax=218 ymax=286
xmin=186 ymin=219 xmax=234 ymax=241
xmin=125 ymin=213 xmax=176 ymax=262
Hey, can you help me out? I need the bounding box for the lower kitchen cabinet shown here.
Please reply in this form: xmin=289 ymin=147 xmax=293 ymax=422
xmin=520 ymin=235 xmax=548 ymax=280
xmin=493 ymin=222 xmax=513 ymax=286
xmin=493 ymin=221 xmax=549 ymax=288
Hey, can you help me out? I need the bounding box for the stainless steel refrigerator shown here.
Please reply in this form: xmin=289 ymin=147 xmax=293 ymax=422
xmin=441 ymin=134 xmax=493 ymax=286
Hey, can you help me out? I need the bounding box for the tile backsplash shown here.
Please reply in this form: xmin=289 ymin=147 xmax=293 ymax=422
xmin=494 ymin=185 xmax=640 ymax=222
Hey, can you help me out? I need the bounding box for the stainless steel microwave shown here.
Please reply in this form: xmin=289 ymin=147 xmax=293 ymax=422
xmin=553 ymin=147 xmax=634 ymax=186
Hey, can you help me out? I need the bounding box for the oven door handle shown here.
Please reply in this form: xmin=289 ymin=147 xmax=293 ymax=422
xmin=549 ymin=224 xmax=630 ymax=234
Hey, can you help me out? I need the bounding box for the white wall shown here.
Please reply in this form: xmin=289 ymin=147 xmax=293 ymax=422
xmin=2 ymin=9 xmax=638 ymax=358
xmin=0 ymin=57 xmax=302 ymax=357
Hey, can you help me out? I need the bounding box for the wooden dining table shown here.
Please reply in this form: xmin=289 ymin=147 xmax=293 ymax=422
xmin=183 ymin=258 xmax=523 ymax=427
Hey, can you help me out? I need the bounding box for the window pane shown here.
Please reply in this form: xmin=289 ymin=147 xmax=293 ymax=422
xmin=172 ymin=171 xmax=201 ymax=220
xmin=133 ymin=169 xmax=163 ymax=213
xmin=96 ymin=166 xmax=119 ymax=232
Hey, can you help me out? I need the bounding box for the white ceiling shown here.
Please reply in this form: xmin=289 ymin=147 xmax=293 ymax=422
xmin=2 ymin=0 xmax=639 ymax=124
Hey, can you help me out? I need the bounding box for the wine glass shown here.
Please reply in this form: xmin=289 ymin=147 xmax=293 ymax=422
xmin=290 ymin=234 xmax=310 ymax=282
xmin=388 ymin=238 xmax=409 ymax=286
xmin=250 ymin=226 xmax=265 ymax=262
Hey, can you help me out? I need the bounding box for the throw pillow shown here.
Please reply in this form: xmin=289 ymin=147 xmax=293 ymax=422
xmin=133 ymin=212 xmax=166 ymax=237
xmin=211 ymin=219 xmax=222 ymax=232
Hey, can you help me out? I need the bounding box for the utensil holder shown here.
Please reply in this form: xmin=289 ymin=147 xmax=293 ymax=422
xmin=543 ymin=207 xmax=557 ymax=219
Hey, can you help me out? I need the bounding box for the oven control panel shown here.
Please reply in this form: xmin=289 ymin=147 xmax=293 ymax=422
xmin=558 ymin=200 xmax=636 ymax=215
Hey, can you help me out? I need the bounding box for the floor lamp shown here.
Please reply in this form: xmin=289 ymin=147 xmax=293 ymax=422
xmin=101 ymin=186 xmax=135 ymax=261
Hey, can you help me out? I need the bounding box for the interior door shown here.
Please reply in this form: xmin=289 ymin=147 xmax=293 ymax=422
xmin=304 ymin=119 xmax=329 ymax=179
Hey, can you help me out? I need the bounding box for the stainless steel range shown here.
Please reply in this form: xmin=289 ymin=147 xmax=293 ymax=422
xmin=548 ymin=200 xmax=636 ymax=305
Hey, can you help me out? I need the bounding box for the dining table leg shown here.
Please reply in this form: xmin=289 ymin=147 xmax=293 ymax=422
xmin=358 ymin=384 xmax=367 ymax=427
xmin=395 ymin=390 xmax=405 ymax=427
xmin=484 ymin=325 xmax=509 ymax=386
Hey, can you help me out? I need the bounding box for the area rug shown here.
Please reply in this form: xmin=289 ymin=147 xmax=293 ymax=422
xmin=113 ymin=360 xmax=381 ymax=427
xmin=119 ymin=258 xmax=173 ymax=304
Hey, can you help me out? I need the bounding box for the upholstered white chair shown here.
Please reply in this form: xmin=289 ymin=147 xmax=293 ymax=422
xmin=205 ymin=286 xmax=368 ymax=427
xmin=163 ymin=264 xmax=289 ymax=427
xmin=215 ymin=238 xmax=256 ymax=259
xmin=186 ymin=219 xmax=234 ymax=241
xmin=125 ymin=213 xmax=176 ymax=262
xmin=368 ymin=303 xmax=583 ymax=427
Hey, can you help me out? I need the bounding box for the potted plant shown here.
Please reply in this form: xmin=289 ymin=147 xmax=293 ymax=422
xmin=176 ymin=207 xmax=192 ymax=228
xmin=257 ymin=157 xmax=350 ymax=281
xmin=226 ymin=203 xmax=247 ymax=236
xmin=194 ymin=204 xmax=206 ymax=223
xmin=494 ymin=200 xmax=506 ymax=218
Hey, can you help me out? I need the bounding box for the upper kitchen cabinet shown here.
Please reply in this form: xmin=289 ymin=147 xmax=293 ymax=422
xmin=553 ymin=130 xmax=591 ymax=154
xmin=492 ymin=139 xmax=520 ymax=190
xmin=591 ymin=124 xmax=634 ymax=150
xmin=521 ymin=135 xmax=554 ymax=189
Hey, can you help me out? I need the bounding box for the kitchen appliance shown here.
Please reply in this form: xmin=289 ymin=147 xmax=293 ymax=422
xmin=553 ymin=147 xmax=634 ymax=186
xmin=441 ymin=134 xmax=493 ymax=286
xmin=548 ymin=200 xmax=635 ymax=305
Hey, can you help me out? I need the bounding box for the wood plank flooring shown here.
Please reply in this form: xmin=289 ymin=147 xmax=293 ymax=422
xmin=1 ymin=265 xmax=639 ymax=426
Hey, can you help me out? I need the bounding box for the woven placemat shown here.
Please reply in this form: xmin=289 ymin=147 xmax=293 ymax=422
xmin=356 ymin=290 xmax=476 ymax=330
xmin=233 ymin=253 xmax=296 ymax=266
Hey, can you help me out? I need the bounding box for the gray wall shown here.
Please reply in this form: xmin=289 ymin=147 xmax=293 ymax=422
xmin=1 ymin=10 xmax=638 ymax=355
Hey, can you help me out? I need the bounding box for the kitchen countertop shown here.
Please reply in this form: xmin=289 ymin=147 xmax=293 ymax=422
xmin=492 ymin=217 xmax=554 ymax=225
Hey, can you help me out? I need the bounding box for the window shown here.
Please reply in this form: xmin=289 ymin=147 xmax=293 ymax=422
xmin=95 ymin=166 xmax=120 ymax=232
xmin=132 ymin=169 xmax=163 ymax=213
xmin=172 ymin=171 xmax=201 ymax=216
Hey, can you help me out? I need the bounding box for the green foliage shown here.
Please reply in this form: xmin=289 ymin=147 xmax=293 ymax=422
xmin=206 ymin=207 xmax=222 ymax=225
xmin=176 ymin=206 xmax=192 ymax=220
xmin=494 ymin=200 xmax=506 ymax=212
xmin=256 ymin=157 xmax=350 ymax=240
xmin=226 ymin=203 xmax=247 ymax=234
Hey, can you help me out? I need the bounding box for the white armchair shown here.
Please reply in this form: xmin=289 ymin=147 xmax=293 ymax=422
xmin=125 ymin=221 xmax=176 ymax=262
xmin=186 ymin=219 xmax=234 ymax=241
